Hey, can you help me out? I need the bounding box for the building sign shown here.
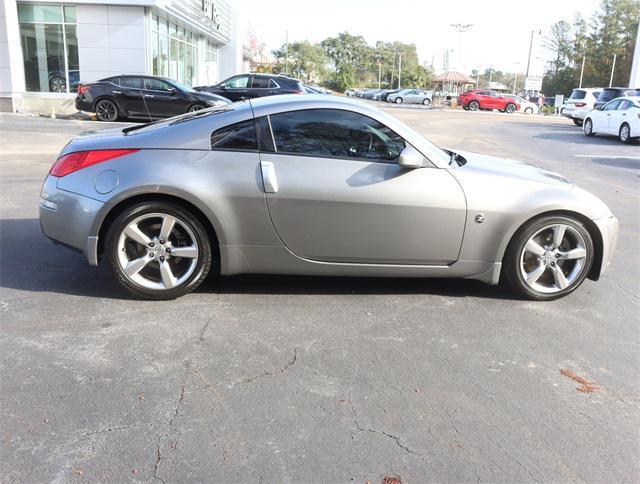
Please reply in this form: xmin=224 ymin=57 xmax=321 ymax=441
xmin=202 ymin=0 xmax=221 ymax=30
xmin=525 ymin=77 xmax=543 ymax=91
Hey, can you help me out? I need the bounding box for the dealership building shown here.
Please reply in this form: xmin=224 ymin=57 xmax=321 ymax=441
xmin=0 ymin=0 xmax=257 ymax=113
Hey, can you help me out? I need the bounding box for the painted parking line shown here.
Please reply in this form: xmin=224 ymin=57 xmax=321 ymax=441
xmin=574 ymin=155 xmax=640 ymax=159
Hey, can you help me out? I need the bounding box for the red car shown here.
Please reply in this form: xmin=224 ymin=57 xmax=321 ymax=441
xmin=458 ymin=90 xmax=520 ymax=113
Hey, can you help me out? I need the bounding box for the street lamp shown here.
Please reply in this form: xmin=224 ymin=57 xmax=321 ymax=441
xmin=450 ymin=23 xmax=473 ymax=72
xmin=525 ymin=29 xmax=542 ymax=78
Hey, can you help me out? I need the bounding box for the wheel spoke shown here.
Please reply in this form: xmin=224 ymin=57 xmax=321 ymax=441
xmin=171 ymin=246 xmax=198 ymax=258
xmin=124 ymin=223 xmax=152 ymax=246
xmin=159 ymin=260 xmax=177 ymax=289
xmin=558 ymin=247 xmax=587 ymax=260
xmin=526 ymin=263 xmax=547 ymax=284
xmin=159 ymin=215 xmax=176 ymax=242
xmin=551 ymin=265 xmax=569 ymax=289
xmin=124 ymin=255 xmax=151 ymax=276
xmin=552 ymin=225 xmax=566 ymax=248
xmin=525 ymin=239 xmax=546 ymax=256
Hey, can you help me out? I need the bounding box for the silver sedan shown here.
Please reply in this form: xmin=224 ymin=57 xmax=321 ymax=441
xmin=40 ymin=95 xmax=618 ymax=300
xmin=387 ymin=89 xmax=433 ymax=105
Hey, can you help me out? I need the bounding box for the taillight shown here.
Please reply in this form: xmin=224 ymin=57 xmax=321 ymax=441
xmin=575 ymin=102 xmax=586 ymax=107
xmin=50 ymin=149 xmax=139 ymax=177
xmin=78 ymin=84 xmax=89 ymax=95
xmin=292 ymin=90 xmax=304 ymax=94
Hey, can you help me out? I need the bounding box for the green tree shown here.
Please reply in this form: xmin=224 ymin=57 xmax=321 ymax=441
xmin=272 ymin=41 xmax=328 ymax=82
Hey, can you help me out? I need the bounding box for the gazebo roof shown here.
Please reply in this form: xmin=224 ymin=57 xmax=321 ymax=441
xmin=434 ymin=71 xmax=476 ymax=83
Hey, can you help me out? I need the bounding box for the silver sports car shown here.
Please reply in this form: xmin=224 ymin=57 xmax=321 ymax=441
xmin=40 ymin=95 xmax=618 ymax=300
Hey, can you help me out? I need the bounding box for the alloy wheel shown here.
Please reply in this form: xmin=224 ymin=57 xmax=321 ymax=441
xmin=469 ymin=101 xmax=479 ymax=111
xmin=95 ymin=100 xmax=118 ymax=122
xmin=49 ymin=77 xmax=66 ymax=93
xmin=620 ymin=124 xmax=630 ymax=143
xmin=584 ymin=119 xmax=593 ymax=136
xmin=116 ymin=213 xmax=199 ymax=291
xmin=519 ymin=224 xmax=588 ymax=294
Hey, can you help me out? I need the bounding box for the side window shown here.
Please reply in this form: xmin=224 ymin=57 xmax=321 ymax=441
xmin=268 ymin=109 xmax=406 ymax=162
xmin=268 ymin=79 xmax=279 ymax=88
xmin=221 ymin=76 xmax=249 ymax=89
xmin=120 ymin=77 xmax=142 ymax=89
xmin=251 ymin=76 xmax=270 ymax=88
xmin=211 ymin=119 xmax=257 ymax=151
xmin=618 ymin=100 xmax=631 ymax=110
xmin=144 ymin=78 xmax=173 ymax=91
xmin=603 ymin=100 xmax=621 ymax=111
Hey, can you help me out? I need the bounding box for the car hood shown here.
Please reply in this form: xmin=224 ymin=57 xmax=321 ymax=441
xmin=192 ymin=91 xmax=231 ymax=104
xmin=451 ymin=149 xmax=573 ymax=187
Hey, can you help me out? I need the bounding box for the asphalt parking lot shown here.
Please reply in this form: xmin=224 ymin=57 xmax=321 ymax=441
xmin=1 ymin=107 xmax=639 ymax=483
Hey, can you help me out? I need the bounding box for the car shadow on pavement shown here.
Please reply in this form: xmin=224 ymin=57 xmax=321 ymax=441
xmin=0 ymin=218 xmax=518 ymax=301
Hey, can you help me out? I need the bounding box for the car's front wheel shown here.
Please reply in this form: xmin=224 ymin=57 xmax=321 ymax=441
xmin=469 ymin=100 xmax=479 ymax=111
xmin=188 ymin=103 xmax=206 ymax=112
xmin=584 ymin=118 xmax=595 ymax=137
xmin=505 ymin=103 xmax=516 ymax=114
xmin=619 ymin=123 xmax=632 ymax=144
xmin=106 ymin=202 xmax=212 ymax=300
xmin=503 ymin=215 xmax=594 ymax=300
xmin=422 ymin=98 xmax=431 ymax=106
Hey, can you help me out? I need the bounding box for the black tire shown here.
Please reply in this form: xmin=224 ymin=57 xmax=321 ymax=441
xmin=583 ymin=118 xmax=595 ymax=137
xmin=395 ymin=97 xmax=403 ymax=104
xmin=619 ymin=123 xmax=632 ymax=144
xmin=188 ymin=103 xmax=206 ymax=113
xmin=94 ymin=98 xmax=120 ymax=122
xmin=462 ymin=105 xmax=469 ymax=111
xmin=422 ymin=98 xmax=431 ymax=106
xmin=502 ymin=215 xmax=594 ymax=301
xmin=505 ymin=103 xmax=516 ymax=114
xmin=573 ymin=118 xmax=583 ymax=127
xmin=524 ymin=107 xmax=533 ymax=114
xmin=105 ymin=202 xmax=213 ymax=300
xmin=469 ymin=100 xmax=479 ymax=111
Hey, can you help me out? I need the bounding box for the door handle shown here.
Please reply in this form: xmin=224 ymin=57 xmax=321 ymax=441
xmin=260 ymin=161 xmax=278 ymax=193
xmin=112 ymin=90 xmax=122 ymax=94
xmin=144 ymin=94 xmax=155 ymax=98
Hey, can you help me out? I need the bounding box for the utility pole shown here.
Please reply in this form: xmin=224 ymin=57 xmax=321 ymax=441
xmin=284 ymin=30 xmax=289 ymax=75
xmin=390 ymin=51 xmax=396 ymax=87
xmin=630 ymin=22 xmax=640 ymax=87
xmin=525 ymin=30 xmax=540 ymax=78
xmin=513 ymin=72 xmax=518 ymax=93
xmin=489 ymin=66 xmax=493 ymax=85
xmin=378 ymin=62 xmax=382 ymax=89
xmin=579 ymin=54 xmax=585 ymax=88
xmin=609 ymin=53 xmax=617 ymax=87
xmin=398 ymin=53 xmax=402 ymax=89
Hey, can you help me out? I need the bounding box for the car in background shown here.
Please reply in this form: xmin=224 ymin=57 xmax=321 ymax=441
xmin=75 ymin=75 xmax=230 ymax=122
xmin=458 ymin=90 xmax=519 ymax=113
xmin=372 ymin=89 xmax=393 ymax=101
xmin=583 ymin=96 xmax=640 ymax=144
xmin=195 ymin=73 xmax=305 ymax=102
xmin=360 ymin=89 xmax=382 ymax=100
xmin=379 ymin=89 xmax=401 ymax=102
xmin=49 ymin=69 xmax=80 ymax=93
xmin=594 ymin=87 xmax=640 ymax=110
xmin=387 ymin=89 xmax=433 ymax=105
xmin=303 ymin=84 xmax=329 ymax=94
xmin=504 ymin=94 xmax=539 ymax=114
xmin=562 ymin=87 xmax=602 ymax=126
xmin=345 ymin=89 xmax=356 ymax=96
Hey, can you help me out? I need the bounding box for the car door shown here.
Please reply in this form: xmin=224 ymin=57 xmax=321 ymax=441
xmin=142 ymin=78 xmax=185 ymax=117
xmin=258 ymin=108 xmax=467 ymax=265
xmin=218 ymin=75 xmax=252 ymax=101
xmin=114 ymin=76 xmax=145 ymax=115
xmin=611 ymin=99 xmax=632 ymax=134
xmin=600 ymin=99 xmax=621 ymax=134
xmin=476 ymin=91 xmax=492 ymax=108
xmin=405 ymin=90 xmax=419 ymax=103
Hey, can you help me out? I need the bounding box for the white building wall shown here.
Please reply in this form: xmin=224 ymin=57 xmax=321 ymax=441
xmin=218 ymin=7 xmax=241 ymax=80
xmin=1 ymin=0 xmax=26 ymax=111
xmin=76 ymin=4 xmax=146 ymax=83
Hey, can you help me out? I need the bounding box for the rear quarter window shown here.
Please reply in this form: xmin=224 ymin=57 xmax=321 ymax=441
xmin=211 ymin=119 xmax=257 ymax=151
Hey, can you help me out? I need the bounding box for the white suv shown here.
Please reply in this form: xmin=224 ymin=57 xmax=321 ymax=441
xmin=562 ymin=88 xmax=602 ymax=126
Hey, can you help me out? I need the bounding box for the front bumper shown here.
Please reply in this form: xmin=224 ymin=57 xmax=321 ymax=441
xmin=40 ymin=175 xmax=105 ymax=265
xmin=593 ymin=215 xmax=619 ymax=279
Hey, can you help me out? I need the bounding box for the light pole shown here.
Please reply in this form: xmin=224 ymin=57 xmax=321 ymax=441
xmin=579 ymin=54 xmax=585 ymax=88
xmin=397 ymin=52 xmax=402 ymax=89
xmin=525 ymin=29 xmax=541 ymax=78
xmin=609 ymin=54 xmax=617 ymax=87
xmin=450 ymin=23 xmax=473 ymax=72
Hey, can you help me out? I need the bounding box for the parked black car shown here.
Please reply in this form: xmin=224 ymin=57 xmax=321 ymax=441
xmin=75 ymin=75 xmax=230 ymax=122
xmin=379 ymin=89 xmax=400 ymax=102
xmin=594 ymin=87 xmax=640 ymax=110
xmin=195 ymin=73 xmax=305 ymax=101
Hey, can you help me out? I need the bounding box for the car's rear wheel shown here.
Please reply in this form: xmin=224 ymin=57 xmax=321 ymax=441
xmin=462 ymin=105 xmax=469 ymax=110
xmin=573 ymin=118 xmax=583 ymax=127
xmin=95 ymin=99 xmax=119 ymax=122
xmin=505 ymin=103 xmax=516 ymax=114
xmin=619 ymin=123 xmax=631 ymax=144
xmin=503 ymin=215 xmax=594 ymax=301
xmin=395 ymin=97 xmax=403 ymax=104
xmin=583 ymin=118 xmax=595 ymax=137
xmin=106 ymin=202 xmax=212 ymax=300
xmin=524 ymin=107 xmax=533 ymax=114
xmin=469 ymin=100 xmax=479 ymax=111
xmin=188 ymin=103 xmax=206 ymax=112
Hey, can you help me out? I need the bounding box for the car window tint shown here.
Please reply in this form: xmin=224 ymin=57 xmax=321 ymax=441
xmin=268 ymin=79 xmax=279 ymax=88
xmin=144 ymin=78 xmax=173 ymax=91
xmin=211 ymin=119 xmax=257 ymax=151
xmin=222 ymin=76 xmax=249 ymax=88
xmin=251 ymin=76 xmax=270 ymax=88
xmin=603 ymin=100 xmax=621 ymax=110
xmin=269 ymin=109 xmax=405 ymax=162
xmin=120 ymin=77 xmax=142 ymax=89
xmin=618 ymin=100 xmax=632 ymax=110
xmin=570 ymin=90 xmax=586 ymax=100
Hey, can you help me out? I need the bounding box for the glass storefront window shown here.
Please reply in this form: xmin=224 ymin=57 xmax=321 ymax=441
xmin=151 ymin=13 xmax=199 ymax=86
xmin=18 ymin=4 xmax=78 ymax=93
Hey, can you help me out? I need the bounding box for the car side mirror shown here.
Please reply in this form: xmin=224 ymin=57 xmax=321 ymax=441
xmin=169 ymin=87 xmax=179 ymax=95
xmin=398 ymin=146 xmax=426 ymax=169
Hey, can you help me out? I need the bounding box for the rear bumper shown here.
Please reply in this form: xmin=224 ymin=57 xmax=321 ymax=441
xmin=593 ymin=215 xmax=619 ymax=279
xmin=39 ymin=175 xmax=104 ymax=265
xmin=562 ymin=107 xmax=589 ymax=120
xmin=75 ymin=96 xmax=93 ymax=112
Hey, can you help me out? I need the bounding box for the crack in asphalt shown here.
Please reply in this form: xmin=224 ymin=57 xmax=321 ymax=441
xmin=242 ymin=348 xmax=298 ymax=384
xmin=351 ymin=408 xmax=424 ymax=458
xmin=198 ymin=318 xmax=212 ymax=343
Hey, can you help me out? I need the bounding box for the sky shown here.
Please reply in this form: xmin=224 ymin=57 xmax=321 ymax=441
xmin=236 ymin=0 xmax=603 ymax=76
